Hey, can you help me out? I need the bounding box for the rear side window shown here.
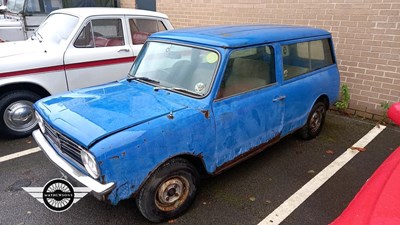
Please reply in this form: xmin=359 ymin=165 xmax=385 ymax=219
xmin=129 ymin=19 xmax=167 ymax=44
xmin=282 ymin=39 xmax=334 ymax=80
xmin=26 ymin=0 xmax=62 ymax=13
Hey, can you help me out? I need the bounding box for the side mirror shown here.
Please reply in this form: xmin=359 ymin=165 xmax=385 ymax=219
xmin=388 ymin=102 xmax=400 ymax=126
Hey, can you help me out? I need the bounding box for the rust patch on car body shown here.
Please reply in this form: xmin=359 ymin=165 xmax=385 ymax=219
xmin=201 ymin=110 xmax=210 ymax=119
xmin=214 ymin=134 xmax=281 ymax=175
xmin=167 ymin=112 xmax=174 ymax=120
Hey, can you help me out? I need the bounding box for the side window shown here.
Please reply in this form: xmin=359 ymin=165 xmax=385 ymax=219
xmin=26 ymin=0 xmax=62 ymax=13
xmin=217 ymin=46 xmax=275 ymax=99
xmin=157 ymin=21 xmax=167 ymax=32
xmin=74 ymin=22 xmax=94 ymax=48
xmin=282 ymin=38 xmax=334 ymax=80
xmin=310 ymin=39 xmax=334 ymax=70
xmin=129 ymin=18 xmax=167 ymax=44
xmin=26 ymin=0 xmax=41 ymax=13
xmin=74 ymin=19 xmax=124 ymax=48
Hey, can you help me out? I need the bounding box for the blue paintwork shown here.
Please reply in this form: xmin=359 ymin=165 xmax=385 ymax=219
xmin=151 ymin=25 xmax=331 ymax=48
xmin=35 ymin=82 xmax=189 ymax=148
xmin=35 ymin=25 xmax=340 ymax=205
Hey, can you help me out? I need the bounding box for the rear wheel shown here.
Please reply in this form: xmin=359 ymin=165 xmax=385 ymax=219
xmin=136 ymin=158 xmax=199 ymax=222
xmin=297 ymin=101 xmax=327 ymax=140
xmin=0 ymin=90 xmax=41 ymax=139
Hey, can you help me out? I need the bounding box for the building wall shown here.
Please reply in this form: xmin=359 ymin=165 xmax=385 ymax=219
xmin=120 ymin=0 xmax=135 ymax=8
xmin=122 ymin=0 xmax=400 ymax=120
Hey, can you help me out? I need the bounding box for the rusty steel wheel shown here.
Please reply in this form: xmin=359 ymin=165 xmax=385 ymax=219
xmin=297 ymin=101 xmax=327 ymax=140
xmin=136 ymin=158 xmax=199 ymax=223
xmin=155 ymin=176 xmax=190 ymax=212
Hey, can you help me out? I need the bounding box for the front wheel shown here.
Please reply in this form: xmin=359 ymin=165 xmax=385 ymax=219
xmin=0 ymin=90 xmax=41 ymax=139
xmin=297 ymin=101 xmax=327 ymax=140
xmin=136 ymin=158 xmax=199 ymax=222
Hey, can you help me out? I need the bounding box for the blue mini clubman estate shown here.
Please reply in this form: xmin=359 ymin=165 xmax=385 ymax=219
xmin=33 ymin=25 xmax=340 ymax=222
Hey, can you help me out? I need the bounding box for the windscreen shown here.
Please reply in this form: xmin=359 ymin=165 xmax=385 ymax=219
xmin=130 ymin=42 xmax=220 ymax=97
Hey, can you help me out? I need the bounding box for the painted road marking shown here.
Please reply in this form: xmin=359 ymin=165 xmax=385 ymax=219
xmin=258 ymin=124 xmax=386 ymax=225
xmin=0 ymin=147 xmax=41 ymax=163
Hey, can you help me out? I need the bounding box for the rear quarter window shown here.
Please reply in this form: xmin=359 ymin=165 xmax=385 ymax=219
xmin=129 ymin=19 xmax=167 ymax=45
xmin=282 ymin=38 xmax=334 ymax=80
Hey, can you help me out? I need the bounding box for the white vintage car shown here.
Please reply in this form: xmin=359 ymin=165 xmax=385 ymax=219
xmin=0 ymin=7 xmax=173 ymax=138
xmin=0 ymin=0 xmax=120 ymax=42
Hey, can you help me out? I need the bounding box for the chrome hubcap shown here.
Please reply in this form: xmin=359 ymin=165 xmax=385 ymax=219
xmin=155 ymin=177 xmax=189 ymax=212
xmin=3 ymin=100 xmax=37 ymax=132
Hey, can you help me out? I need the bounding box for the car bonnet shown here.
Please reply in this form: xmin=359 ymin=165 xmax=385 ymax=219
xmin=0 ymin=39 xmax=43 ymax=58
xmin=35 ymin=81 xmax=188 ymax=148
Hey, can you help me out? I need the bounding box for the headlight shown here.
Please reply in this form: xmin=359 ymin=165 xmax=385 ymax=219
xmin=81 ymin=150 xmax=100 ymax=179
xmin=35 ymin=111 xmax=45 ymax=133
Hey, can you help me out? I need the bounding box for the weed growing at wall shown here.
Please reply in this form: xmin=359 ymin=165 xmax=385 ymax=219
xmin=335 ymin=84 xmax=350 ymax=111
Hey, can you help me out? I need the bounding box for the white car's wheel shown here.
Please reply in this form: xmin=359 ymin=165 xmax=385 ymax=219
xmin=0 ymin=90 xmax=41 ymax=139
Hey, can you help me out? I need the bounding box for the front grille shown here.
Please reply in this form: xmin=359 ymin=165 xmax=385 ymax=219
xmin=43 ymin=122 xmax=84 ymax=166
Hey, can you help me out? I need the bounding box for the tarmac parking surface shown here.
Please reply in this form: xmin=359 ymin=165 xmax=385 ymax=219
xmin=1 ymin=112 xmax=399 ymax=225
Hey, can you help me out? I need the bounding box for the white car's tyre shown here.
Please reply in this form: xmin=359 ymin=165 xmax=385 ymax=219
xmin=0 ymin=90 xmax=41 ymax=139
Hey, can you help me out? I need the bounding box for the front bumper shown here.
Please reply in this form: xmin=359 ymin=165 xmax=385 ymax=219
xmin=32 ymin=129 xmax=115 ymax=195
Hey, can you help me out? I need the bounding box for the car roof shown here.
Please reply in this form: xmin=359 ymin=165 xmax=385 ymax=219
xmin=50 ymin=7 xmax=168 ymax=19
xmin=150 ymin=25 xmax=331 ymax=48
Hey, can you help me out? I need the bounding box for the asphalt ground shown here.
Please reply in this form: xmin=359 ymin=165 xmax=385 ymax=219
xmin=0 ymin=111 xmax=399 ymax=225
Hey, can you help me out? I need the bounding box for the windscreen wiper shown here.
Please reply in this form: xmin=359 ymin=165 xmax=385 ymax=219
xmin=127 ymin=75 xmax=160 ymax=84
xmin=154 ymin=86 xmax=203 ymax=96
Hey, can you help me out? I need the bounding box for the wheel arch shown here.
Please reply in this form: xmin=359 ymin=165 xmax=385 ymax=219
xmin=132 ymin=153 xmax=208 ymax=198
xmin=154 ymin=153 xmax=209 ymax=179
xmin=315 ymin=94 xmax=329 ymax=110
xmin=175 ymin=154 xmax=208 ymax=178
xmin=0 ymin=82 xmax=51 ymax=98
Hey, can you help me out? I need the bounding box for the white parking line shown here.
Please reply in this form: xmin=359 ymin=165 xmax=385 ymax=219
xmin=0 ymin=147 xmax=41 ymax=163
xmin=258 ymin=125 xmax=386 ymax=225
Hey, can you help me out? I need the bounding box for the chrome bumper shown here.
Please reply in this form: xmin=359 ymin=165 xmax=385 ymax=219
xmin=32 ymin=129 xmax=115 ymax=195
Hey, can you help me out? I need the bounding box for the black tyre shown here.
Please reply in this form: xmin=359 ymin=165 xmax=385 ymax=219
xmin=136 ymin=158 xmax=199 ymax=222
xmin=0 ymin=90 xmax=41 ymax=139
xmin=297 ymin=101 xmax=327 ymax=140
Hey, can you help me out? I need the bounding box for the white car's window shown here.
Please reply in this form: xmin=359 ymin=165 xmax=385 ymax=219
xmin=129 ymin=42 xmax=219 ymax=97
xmin=129 ymin=19 xmax=167 ymax=45
xmin=74 ymin=19 xmax=125 ymax=48
xmin=34 ymin=13 xmax=79 ymax=46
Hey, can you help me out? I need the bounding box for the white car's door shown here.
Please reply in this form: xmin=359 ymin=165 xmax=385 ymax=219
xmin=126 ymin=16 xmax=169 ymax=59
xmin=64 ymin=16 xmax=134 ymax=90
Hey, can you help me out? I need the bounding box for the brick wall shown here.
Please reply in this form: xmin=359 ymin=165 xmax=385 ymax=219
xmin=120 ymin=0 xmax=135 ymax=8
xmin=124 ymin=0 xmax=400 ymax=120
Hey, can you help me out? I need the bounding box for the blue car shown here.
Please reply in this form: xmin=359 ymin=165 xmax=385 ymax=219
xmin=33 ymin=25 xmax=340 ymax=222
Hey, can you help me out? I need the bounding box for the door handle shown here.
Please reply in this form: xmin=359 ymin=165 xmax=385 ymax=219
xmin=272 ymin=95 xmax=286 ymax=102
xmin=118 ymin=49 xmax=130 ymax=53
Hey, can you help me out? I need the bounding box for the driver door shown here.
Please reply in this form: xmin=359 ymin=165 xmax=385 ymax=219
xmin=64 ymin=16 xmax=134 ymax=90
xmin=212 ymin=45 xmax=284 ymax=170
